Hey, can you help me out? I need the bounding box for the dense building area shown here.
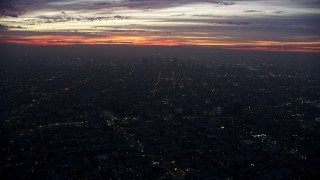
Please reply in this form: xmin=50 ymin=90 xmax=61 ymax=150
xmin=1 ymin=55 xmax=320 ymax=179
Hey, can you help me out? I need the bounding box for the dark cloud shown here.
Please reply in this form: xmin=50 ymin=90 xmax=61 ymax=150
xmin=192 ymin=14 xmax=216 ymax=18
xmin=0 ymin=0 xmax=237 ymax=14
xmin=113 ymin=15 xmax=131 ymax=20
xmin=0 ymin=2 xmax=24 ymax=17
xmin=244 ymin=10 xmax=262 ymax=13
xmin=0 ymin=24 xmax=23 ymax=31
xmin=122 ymin=0 xmax=235 ymax=9
xmin=171 ymin=14 xmax=185 ymax=17
xmin=13 ymin=25 xmax=22 ymax=28
xmin=213 ymin=21 xmax=252 ymax=25
xmin=0 ymin=0 xmax=318 ymax=16
xmin=94 ymin=2 xmax=111 ymax=7
xmin=214 ymin=1 xmax=236 ymax=6
xmin=0 ymin=23 xmax=8 ymax=30
xmin=30 ymin=14 xmax=131 ymax=24
xmin=191 ymin=14 xmax=236 ymax=18
xmin=274 ymin=11 xmax=284 ymax=14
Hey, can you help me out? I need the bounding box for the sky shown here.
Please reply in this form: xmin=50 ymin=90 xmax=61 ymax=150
xmin=0 ymin=0 xmax=319 ymax=53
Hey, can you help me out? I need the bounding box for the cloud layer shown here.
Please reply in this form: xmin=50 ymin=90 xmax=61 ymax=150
xmin=0 ymin=0 xmax=319 ymax=52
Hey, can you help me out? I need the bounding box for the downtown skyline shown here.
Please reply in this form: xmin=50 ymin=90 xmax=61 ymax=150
xmin=0 ymin=0 xmax=319 ymax=53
